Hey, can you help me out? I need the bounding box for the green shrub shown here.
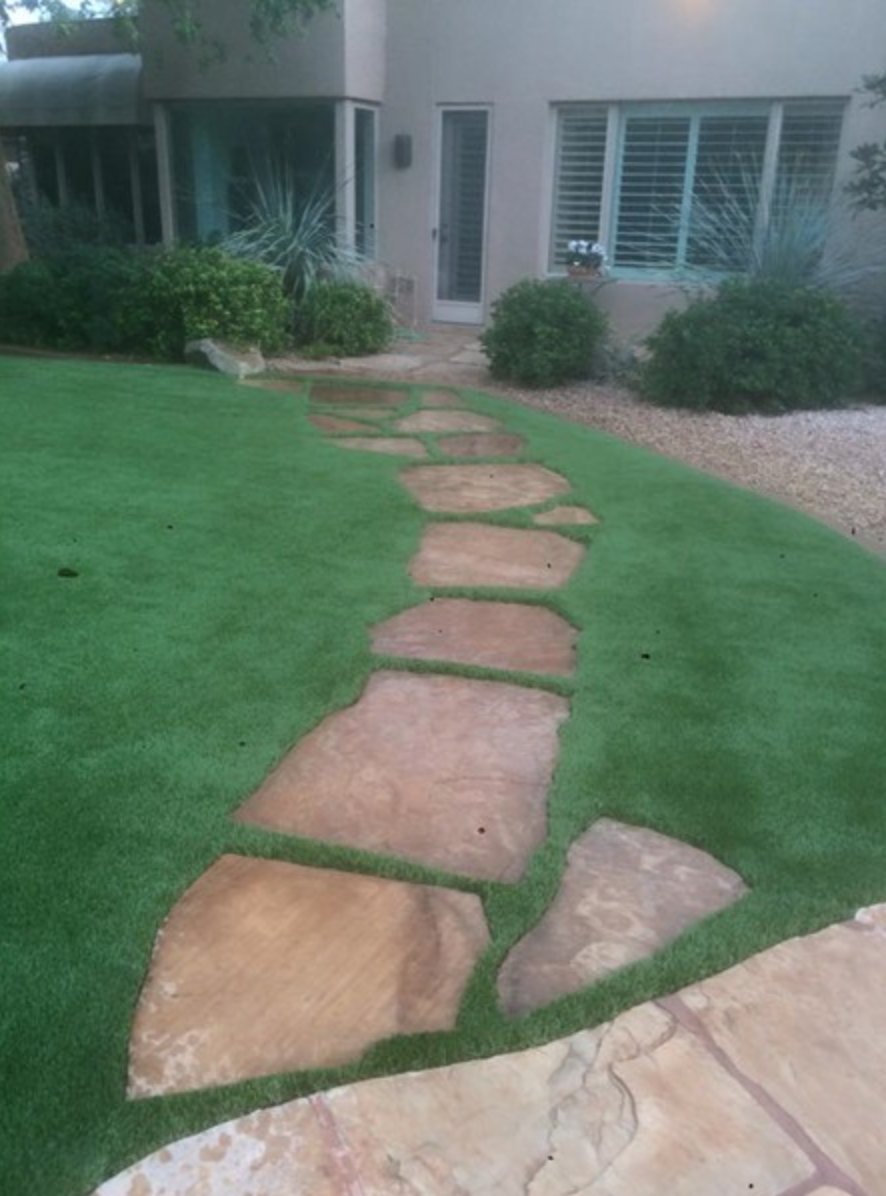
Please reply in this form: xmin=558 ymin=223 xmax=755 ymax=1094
xmin=0 ymin=248 xmax=152 ymax=352
xmin=294 ymin=280 xmax=393 ymax=355
xmin=0 ymin=258 xmax=60 ymax=347
xmin=0 ymin=246 xmax=290 ymax=360
xmin=131 ymin=247 xmax=291 ymax=360
xmin=641 ymin=278 xmax=866 ymax=412
xmin=19 ymin=196 xmax=132 ymax=258
xmin=480 ymin=279 xmax=608 ymax=387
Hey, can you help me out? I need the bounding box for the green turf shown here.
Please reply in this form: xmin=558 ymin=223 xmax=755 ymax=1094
xmin=2 ymin=356 xmax=885 ymax=1196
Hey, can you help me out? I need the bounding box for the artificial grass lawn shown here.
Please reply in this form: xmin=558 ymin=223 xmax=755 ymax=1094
xmin=2 ymin=355 xmax=886 ymax=1195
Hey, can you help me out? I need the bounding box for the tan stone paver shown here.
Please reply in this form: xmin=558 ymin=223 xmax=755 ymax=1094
xmin=410 ymin=522 xmax=586 ymax=589
xmin=309 ymin=414 xmax=378 ymax=433
xmin=400 ymin=463 xmax=570 ymax=513
xmin=309 ymin=406 xmax=395 ymax=421
xmin=394 ymin=410 xmax=501 ymax=434
xmin=371 ymin=598 xmax=578 ymax=675
xmin=497 ymin=818 xmax=748 ymax=1015
xmin=333 ymin=436 xmax=428 ymax=458
xmin=419 ymin=389 xmax=465 ymax=408
xmin=235 ymin=670 xmax=569 ymax=881
xmin=311 ymin=384 xmax=405 ymax=405
xmin=437 ymin=431 xmax=527 ymax=457
xmin=534 ymin=504 xmax=599 ymax=526
xmin=128 ymin=855 xmax=488 ymax=1096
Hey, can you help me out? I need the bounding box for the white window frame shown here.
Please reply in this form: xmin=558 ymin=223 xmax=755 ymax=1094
xmin=549 ymin=98 xmax=847 ymax=280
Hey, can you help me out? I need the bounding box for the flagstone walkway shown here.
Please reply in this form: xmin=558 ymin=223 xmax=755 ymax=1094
xmin=96 ymin=380 xmax=886 ymax=1195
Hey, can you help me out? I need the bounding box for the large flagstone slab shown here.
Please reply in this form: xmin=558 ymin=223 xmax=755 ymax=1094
xmin=394 ymin=410 xmax=500 ymax=433
xmin=128 ymin=855 xmax=488 ymax=1097
xmin=371 ymin=599 xmax=577 ymax=675
xmin=437 ymin=432 xmax=527 ymax=457
xmin=333 ymin=436 xmax=428 ymax=458
xmin=100 ymin=997 xmax=814 ymax=1195
xmin=498 ymin=818 xmax=748 ymax=1015
xmin=309 ymin=414 xmax=377 ymax=433
xmin=675 ymin=905 xmax=886 ymax=1193
xmin=400 ymin=463 xmax=569 ymax=513
xmin=310 ymin=406 xmax=394 ymax=421
xmin=419 ymin=389 xmax=465 ymax=407
xmin=410 ymin=523 xmax=586 ymax=589
xmin=236 ymin=670 xmax=569 ymax=881
xmin=310 ymin=384 xmax=405 ymax=406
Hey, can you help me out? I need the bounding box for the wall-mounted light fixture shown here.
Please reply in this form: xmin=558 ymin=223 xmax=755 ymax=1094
xmin=393 ymin=133 xmax=413 ymax=169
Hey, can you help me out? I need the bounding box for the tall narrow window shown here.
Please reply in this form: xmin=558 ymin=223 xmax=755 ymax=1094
xmin=355 ymin=107 xmax=376 ymax=258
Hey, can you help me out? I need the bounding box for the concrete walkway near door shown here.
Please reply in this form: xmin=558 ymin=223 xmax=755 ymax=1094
xmin=270 ymin=325 xmax=490 ymax=388
xmin=93 ymin=376 xmax=886 ymax=1196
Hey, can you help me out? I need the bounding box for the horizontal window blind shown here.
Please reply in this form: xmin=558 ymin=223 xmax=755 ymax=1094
xmin=549 ymin=107 xmax=608 ymax=268
xmin=687 ymin=114 xmax=769 ymax=269
xmin=552 ymin=100 xmax=846 ymax=275
xmin=774 ymin=100 xmax=845 ymax=212
xmin=614 ymin=117 xmax=690 ymax=267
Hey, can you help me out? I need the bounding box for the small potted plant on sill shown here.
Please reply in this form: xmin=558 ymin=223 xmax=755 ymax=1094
xmin=566 ymin=238 xmax=607 ymax=279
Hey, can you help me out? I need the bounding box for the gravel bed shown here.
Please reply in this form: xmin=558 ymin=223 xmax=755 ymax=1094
xmin=493 ymin=381 xmax=886 ymax=557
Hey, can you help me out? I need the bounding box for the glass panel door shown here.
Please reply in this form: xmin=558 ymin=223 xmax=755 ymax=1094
xmin=434 ymin=108 xmax=489 ymax=323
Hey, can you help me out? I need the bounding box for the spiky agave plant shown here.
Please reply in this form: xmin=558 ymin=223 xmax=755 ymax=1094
xmin=678 ymin=161 xmax=886 ymax=298
xmin=221 ymin=163 xmax=368 ymax=303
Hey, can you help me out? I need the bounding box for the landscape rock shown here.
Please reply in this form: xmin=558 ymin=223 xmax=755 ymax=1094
xmin=184 ymin=339 xmax=266 ymax=379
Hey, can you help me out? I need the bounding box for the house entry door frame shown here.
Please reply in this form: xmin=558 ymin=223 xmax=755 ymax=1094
xmin=433 ymin=106 xmax=491 ymax=324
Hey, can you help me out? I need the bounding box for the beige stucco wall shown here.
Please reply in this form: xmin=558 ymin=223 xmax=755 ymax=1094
xmin=139 ymin=0 xmax=386 ymax=102
xmin=377 ymin=0 xmax=886 ymax=335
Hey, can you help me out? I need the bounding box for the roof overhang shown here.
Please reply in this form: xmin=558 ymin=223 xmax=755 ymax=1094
xmin=0 ymin=54 xmax=145 ymax=126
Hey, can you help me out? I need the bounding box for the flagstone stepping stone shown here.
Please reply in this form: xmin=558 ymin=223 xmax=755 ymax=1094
xmin=311 ymin=384 xmax=405 ymax=406
xmin=410 ymin=523 xmax=586 ymax=589
xmin=310 ymin=406 xmax=394 ymax=425
xmin=128 ymin=855 xmax=489 ymax=1097
xmin=437 ymin=432 xmax=527 ymax=457
xmin=309 ymin=413 xmax=376 ymax=433
xmin=419 ymin=389 xmax=465 ymax=407
xmin=401 ymin=464 xmax=570 ymax=513
xmin=243 ymin=378 xmax=305 ymax=394
xmin=371 ymin=599 xmax=577 ymax=675
xmin=394 ymin=411 xmax=501 ymax=434
xmin=534 ymin=505 xmax=599 ymax=526
xmin=334 ymin=436 xmax=428 ymax=458
xmin=236 ymin=671 xmax=569 ymax=881
xmin=497 ymin=818 xmax=748 ymax=1016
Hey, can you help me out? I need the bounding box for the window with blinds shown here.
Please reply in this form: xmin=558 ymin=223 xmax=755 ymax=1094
xmin=773 ymin=101 xmax=844 ymax=217
xmin=549 ymin=107 xmax=608 ymax=268
xmin=550 ymin=100 xmax=846 ymax=275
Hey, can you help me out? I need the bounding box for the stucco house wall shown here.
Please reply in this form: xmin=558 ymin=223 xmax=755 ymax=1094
xmin=3 ymin=0 xmax=886 ymax=338
xmin=377 ymin=0 xmax=886 ymax=335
